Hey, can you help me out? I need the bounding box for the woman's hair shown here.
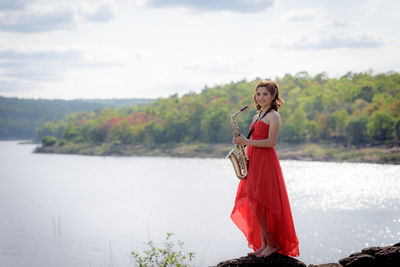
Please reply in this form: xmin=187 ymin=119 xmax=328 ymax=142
xmin=253 ymin=81 xmax=284 ymax=111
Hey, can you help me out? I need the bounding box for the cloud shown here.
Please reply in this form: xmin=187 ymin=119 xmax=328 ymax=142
xmin=0 ymin=48 xmax=121 ymax=81
xmin=0 ymin=49 xmax=82 ymax=81
xmin=0 ymin=1 xmax=116 ymax=33
xmin=0 ymin=0 xmax=30 ymax=11
xmin=282 ymin=8 xmax=323 ymax=22
xmin=133 ymin=0 xmax=275 ymax=13
xmin=272 ymin=33 xmax=385 ymax=50
xmin=184 ymin=60 xmax=249 ymax=74
xmin=80 ymin=2 xmax=118 ymax=22
xmin=0 ymin=6 xmax=76 ymax=33
xmin=0 ymin=79 xmax=28 ymax=93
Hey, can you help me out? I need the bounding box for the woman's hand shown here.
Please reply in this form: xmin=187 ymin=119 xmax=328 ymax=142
xmin=233 ymin=134 xmax=247 ymax=145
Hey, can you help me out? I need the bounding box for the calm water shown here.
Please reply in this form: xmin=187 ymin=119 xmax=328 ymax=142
xmin=0 ymin=141 xmax=399 ymax=267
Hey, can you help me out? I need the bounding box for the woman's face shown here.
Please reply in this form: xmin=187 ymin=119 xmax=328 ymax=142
xmin=255 ymin=86 xmax=274 ymax=109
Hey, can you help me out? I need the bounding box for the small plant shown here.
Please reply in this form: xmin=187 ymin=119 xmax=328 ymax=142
xmin=131 ymin=232 xmax=195 ymax=267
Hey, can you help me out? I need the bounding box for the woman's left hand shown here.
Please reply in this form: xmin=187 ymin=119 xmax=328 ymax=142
xmin=233 ymin=134 xmax=247 ymax=145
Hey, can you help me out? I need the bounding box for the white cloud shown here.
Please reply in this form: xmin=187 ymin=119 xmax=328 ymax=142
xmin=271 ymin=32 xmax=386 ymax=50
xmin=0 ymin=5 xmax=76 ymax=32
xmin=0 ymin=1 xmax=117 ymax=33
xmin=0 ymin=48 xmax=122 ymax=82
xmin=282 ymin=7 xmax=324 ymax=22
xmin=183 ymin=60 xmax=250 ymax=75
xmin=133 ymin=0 xmax=275 ymax=13
xmin=0 ymin=0 xmax=30 ymax=11
xmin=80 ymin=1 xmax=118 ymax=22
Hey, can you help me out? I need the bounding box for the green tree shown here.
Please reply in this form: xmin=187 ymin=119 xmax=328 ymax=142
xmin=42 ymin=136 xmax=58 ymax=147
xmin=367 ymin=111 xmax=395 ymax=143
xmin=394 ymin=119 xmax=400 ymax=142
xmin=357 ymin=85 xmax=374 ymax=102
xmin=201 ymin=101 xmax=230 ymax=143
xmin=345 ymin=114 xmax=369 ymax=145
xmin=306 ymin=120 xmax=321 ymax=141
xmin=63 ymin=127 xmax=82 ymax=142
xmin=279 ymin=123 xmax=297 ymax=143
xmin=109 ymin=120 xmax=135 ymax=144
xmin=290 ymin=107 xmax=308 ymax=142
xmin=327 ymin=109 xmax=348 ymax=139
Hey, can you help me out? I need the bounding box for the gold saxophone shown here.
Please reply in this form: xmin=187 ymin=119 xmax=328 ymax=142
xmin=226 ymin=105 xmax=249 ymax=179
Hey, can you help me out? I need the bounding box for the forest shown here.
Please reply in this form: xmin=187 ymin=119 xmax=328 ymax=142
xmin=0 ymin=97 xmax=153 ymax=139
xmin=36 ymin=71 xmax=400 ymax=150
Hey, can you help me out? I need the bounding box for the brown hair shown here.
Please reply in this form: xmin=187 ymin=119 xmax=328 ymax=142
xmin=253 ymin=81 xmax=284 ymax=111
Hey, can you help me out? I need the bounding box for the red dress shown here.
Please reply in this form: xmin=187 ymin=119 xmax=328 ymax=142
xmin=231 ymin=121 xmax=299 ymax=256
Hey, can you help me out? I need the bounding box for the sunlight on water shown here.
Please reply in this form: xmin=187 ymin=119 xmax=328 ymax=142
xmin=282 ymin=161 xmax=400 ymax=211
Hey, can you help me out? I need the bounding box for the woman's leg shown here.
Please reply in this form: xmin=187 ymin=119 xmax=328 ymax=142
xmin=248 ymin=211 xmax=270 ymax=256
xmin=247 ymin=235 xmax=267 ymax=256
xmin=256 ymin=212 xmax=279 ymax=257
xmin=257 ymin=233 xmax=278 ymax=257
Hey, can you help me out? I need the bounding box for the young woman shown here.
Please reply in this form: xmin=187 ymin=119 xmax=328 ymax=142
xmin=231 ymin=81 xmax=299 ymax=257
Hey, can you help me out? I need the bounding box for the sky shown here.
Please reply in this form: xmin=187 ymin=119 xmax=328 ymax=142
xmin=0 ymin=0 xmax=399 ymax=99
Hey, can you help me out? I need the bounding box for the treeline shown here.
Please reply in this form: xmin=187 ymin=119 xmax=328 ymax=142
xmin=0 ymin=97 xmax=153 ymax=139
xmin=37 ymin=71 xmax=400 ymax=147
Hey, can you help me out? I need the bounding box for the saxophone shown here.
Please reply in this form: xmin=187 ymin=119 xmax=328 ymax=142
xmin=226 ymin=105 xmax=249 ymax=180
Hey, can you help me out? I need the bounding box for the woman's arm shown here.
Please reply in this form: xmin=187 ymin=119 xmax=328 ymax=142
xmin=233 ymin=112 xmax=280 ymax=148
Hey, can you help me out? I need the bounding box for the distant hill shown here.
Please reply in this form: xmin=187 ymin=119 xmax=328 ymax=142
xmin=0 ymin=97 xmax=154 ymax=139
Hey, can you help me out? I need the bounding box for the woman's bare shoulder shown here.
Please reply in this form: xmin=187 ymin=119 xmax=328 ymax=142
xmin=270 ymin=110 xmax=280 ymax=119
xmin=265 ymin=110 xmax=280 ymax=124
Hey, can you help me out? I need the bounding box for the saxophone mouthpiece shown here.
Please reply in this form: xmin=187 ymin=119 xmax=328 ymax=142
xmin=241 ymin=105 xmax=249 ymax=111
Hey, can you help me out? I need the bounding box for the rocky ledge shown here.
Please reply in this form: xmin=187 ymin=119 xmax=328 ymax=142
xmin=338 ymin=242 xmax=400 ymax=267
xmin=214 ymin=242 xmax=400 ymax=267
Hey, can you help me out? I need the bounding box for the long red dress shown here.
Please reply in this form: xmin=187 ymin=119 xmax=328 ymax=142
xmin=231 ymin=120 xmax=299 ymax=256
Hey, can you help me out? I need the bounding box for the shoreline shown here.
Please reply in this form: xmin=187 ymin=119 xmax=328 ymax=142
xmin=33 ymin=141 xmax=400 ymax=164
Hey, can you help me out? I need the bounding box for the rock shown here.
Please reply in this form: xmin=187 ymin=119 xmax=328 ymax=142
xmin=215 ymin=253 xmax=306 ymax=267
xmin=361 ymin=247 xmax=382 ymax=256
xmin=214 ymin=243 xmax=400 ymax=267
xmin=375 ymin=246 xmax=400 ymax=267
xmin=339 ymin=243 xmax=400 ymax=267
xmin=339 ymin=254 xmax=375 ymax=267
xmin=308 ymin=264 xmax=342 ymax=267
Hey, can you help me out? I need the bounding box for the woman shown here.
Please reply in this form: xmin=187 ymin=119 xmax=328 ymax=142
xmin=231 ymin=81 xmax=299 ymax=257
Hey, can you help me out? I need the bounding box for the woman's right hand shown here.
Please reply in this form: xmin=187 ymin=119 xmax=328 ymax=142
xmin=233 ymin=134 xmax=247 ymax=145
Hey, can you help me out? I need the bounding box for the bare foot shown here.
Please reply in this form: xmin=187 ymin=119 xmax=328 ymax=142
xmin=256 ymin=246 xmax=278 ymax=257
xmin=247 ymin=245 xmax=266 ymax=256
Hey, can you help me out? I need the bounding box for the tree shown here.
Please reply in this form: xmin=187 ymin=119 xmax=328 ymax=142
xmin=357 ymin=85 xmax=374 ymax=102
xmin=42 ymin=136 xmax=58 ymax=147
xmin=394 ymin=119 xmax=400 ymax=143
xmin=290 ymin=108 xmax=308 ymax=142
xmin=327 ymin=109 xmax=348 ymax=139
xmin=109 ymin=120 xmax=136 ymax=144
xmin=201 ymin=101 xmax=230 ymax=143
xmin=279 ymin=123 xmax=297 ymax=143
xmin=63 ymin=127 xmax=82 ymax=142
xmin=345 ymin=114 xmax=369 ymax=145
xmin=367 ymin=111 xmax=395 ymax=143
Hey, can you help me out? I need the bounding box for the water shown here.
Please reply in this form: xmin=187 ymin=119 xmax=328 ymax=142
xmin=0 ymin=141 xmax=399 ymax=266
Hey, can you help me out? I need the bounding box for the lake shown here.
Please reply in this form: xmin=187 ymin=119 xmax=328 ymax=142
xmin=0 ymin=141 xmax=399 ymax=266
